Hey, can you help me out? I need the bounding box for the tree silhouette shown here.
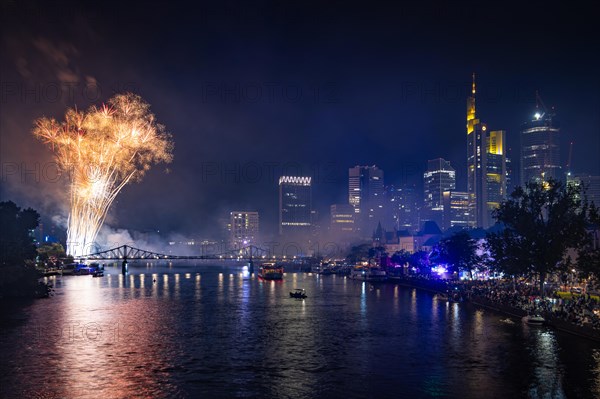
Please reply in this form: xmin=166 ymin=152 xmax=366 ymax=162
xmin=486 ymin=179 xmax=588 ymax=296
xmin=436 ymin=231 xmax=480 ymax=278
xmin=0 ymin=201 xmax=40 ymax=266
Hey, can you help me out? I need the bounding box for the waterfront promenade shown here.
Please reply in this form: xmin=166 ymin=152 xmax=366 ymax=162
xmin=393 ymin=275 xmax=600 ymax=342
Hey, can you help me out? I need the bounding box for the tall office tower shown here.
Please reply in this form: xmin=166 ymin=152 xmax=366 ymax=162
xmin=442 ymin=191 xmax=475 ymax=230
xmin=423 ymin=158 xmax=455 ymax=230
xmin=385 ymin=184 xmax=420 ymax=233
xmin=466 ymin=75 xmax=507 ymax=228
xmin=279 ymin=176 xmax=312 ymax=235
xmin=348 ymin=165 xmax=384 ymax=234
xmin=330 ymin=204 xmax=356 ymax=236
xmin=229 ymin=211 xmax=259 ymax=250
xmin=520 ymin=97 xmax=561 ymax=185
xmin=486 ymin=130 xmax=507 ymax=220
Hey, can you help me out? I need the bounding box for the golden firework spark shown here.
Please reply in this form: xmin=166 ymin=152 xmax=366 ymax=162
xmin=34 ymin=93 xmax=173 ymax=256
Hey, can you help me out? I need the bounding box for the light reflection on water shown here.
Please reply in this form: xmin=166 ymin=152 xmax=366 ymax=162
xmin=2 ymin=262 xmax=600 ymax=398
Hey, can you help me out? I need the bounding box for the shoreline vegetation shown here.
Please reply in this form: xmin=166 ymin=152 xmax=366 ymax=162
xmin=0 ymin=265 xmax=52 ymax=300
xmin=1 ymin=201 xmax=52 ymax=300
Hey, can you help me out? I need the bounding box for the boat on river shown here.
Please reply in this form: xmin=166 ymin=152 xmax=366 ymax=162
xmin=258 ymin=263 xmax=284 ymax=280
xmin=349 ymin=266 xmax=387 ymax=282
xmin=290 ymin=288 xmax=307 ymax=299
xmin=523 ymin=314 xmax=545 ymax=325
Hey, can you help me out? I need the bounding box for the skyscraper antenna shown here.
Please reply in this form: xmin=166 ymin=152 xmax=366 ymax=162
xmin=472 ymin=73 xmax=476 ymax=95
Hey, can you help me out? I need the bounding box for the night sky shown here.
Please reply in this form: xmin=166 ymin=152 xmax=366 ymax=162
xmin=1 ymin=0 xmax=599 ymax=239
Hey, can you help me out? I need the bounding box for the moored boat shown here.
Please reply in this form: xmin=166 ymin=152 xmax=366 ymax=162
xmin=523 ymin=314 xmax=545 ymax=325
xmin=349 ymin=266 xmax=387 ymax=282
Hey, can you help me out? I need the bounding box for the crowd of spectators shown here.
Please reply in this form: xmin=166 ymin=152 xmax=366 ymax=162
xmin=458 ymin=279 xmax=600 ymax=330
xmin=398 ymin=275 xmax=600 ymax=331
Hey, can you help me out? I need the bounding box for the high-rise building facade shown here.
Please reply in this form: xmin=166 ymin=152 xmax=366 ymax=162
xmin=330 ymin=204 xmax=355 ymax=235
xmin=486 ymin=130 xmax=507 ymax=211
xmin=279 ymin=176 xmax=312 ymax=235
xmin=385 ymin=184 xmax=420 ymax=233
xmin=423 ymin=158 xmax=455 ymax=229
xmin=229 ymin=211 xmax=259 ymax=250
xmin=466 ymin=75 xmax=507 ymax=228
xmin=348 ymin=165 xmax=384 ymax=234
xmin=520 ymin=107 xmax=561 ymax=185
xmin=442 ymin=191 xmax=475 ymax=230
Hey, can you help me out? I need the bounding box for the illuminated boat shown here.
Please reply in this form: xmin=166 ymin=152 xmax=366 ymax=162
xmin=349 ymin=266 xmax=366 ymax=280
xmin=258 ymin=263 xmax=284 ymax=280
xmin=349 ymin=266 xmax=387 ymax=282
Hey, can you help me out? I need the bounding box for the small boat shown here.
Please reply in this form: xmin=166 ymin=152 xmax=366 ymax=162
xmin=92 ymin=270 xmax=104 ymax=277
xmin=500 ymin=318 xmax=516 ymax=325
xmin=522 ymin=314 xmax=545 ymax=325
xmin=437 ymin=293 xmax=449 ymax=301
xmin=290 ymin=289 xmax=307 ymax=299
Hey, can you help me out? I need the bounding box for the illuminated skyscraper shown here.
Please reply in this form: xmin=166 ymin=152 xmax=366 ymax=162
xmin=385 ymin=184 xmax=420 ymax=233
xmin=520 ymin=99 xmax=561 ymax=185
xmin=348 ymin=165 xmax=384 ymax=234
xmin=330 ymin=204 xmax=355 ymax=235
xmin=279 ymin=176 xmax=312 ymax=235
xmin=423 ymin=158 xmax=455 ymax=229
xmin=442 ymin=191 xmax=475 ymax=230
xmin=229 ymin=211 xmax=259 ymax=250
xmin=466 ymin=74 xmax=507 ymax=228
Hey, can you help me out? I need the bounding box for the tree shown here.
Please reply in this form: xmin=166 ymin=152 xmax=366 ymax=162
xmin=435 ymin=231 xmax=480 ymax=278
xmin=0 ymin=201 xmax=49 ymax=298
xmin=576 ymin=205 xmax=600 ymax=278
xmin=0 ymin=201 xmax=40 ymax=266
xmin=368 ymin=246 xmax=387 ymax=262
xmin=486 ymin=179 xmax=589 ymax=296
xmin=346 ymin=243 xmax=371 ymax=264
xmin=37 ymin=243 xmax=67 ymax=266
xmin=391 ymin=249 xmax=411 ymax=266
xmin=409 ymin=250 xmax=430 ymax=274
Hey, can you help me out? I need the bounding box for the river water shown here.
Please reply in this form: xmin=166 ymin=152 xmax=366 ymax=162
xmin=1 ymin=262 xmax=600 ymax=398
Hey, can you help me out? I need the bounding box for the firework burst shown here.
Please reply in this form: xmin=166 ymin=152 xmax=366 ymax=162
xmin=34 ymin=93 xmax=173 ymax=256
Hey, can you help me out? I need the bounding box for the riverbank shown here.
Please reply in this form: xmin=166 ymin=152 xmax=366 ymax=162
xmin=390 ymin=276 xmax=600 ymax=343
xmin=0 ymin=265 xmax=52 ymax=299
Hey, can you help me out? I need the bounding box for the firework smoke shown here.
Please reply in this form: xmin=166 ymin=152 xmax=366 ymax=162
xmin=33 ymin=93 xmax=173 ymax=256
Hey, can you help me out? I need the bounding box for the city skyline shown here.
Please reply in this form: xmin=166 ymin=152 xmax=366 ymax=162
xmin=1 ymin=1 xmax=599 ymax=241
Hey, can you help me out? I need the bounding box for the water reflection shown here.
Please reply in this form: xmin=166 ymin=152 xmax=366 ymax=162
xmin=1 ymin=265 xmax=600 ymax=398
xmin=527 ymin=329 xmax=566 ymax=398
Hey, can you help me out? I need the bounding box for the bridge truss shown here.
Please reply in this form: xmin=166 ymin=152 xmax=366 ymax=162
xmin=80 ymin=244 xmax=271 ymax=261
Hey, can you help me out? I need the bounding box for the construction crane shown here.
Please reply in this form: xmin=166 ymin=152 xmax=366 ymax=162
xmin=566 ymin=141 xmax=574 ymax=175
